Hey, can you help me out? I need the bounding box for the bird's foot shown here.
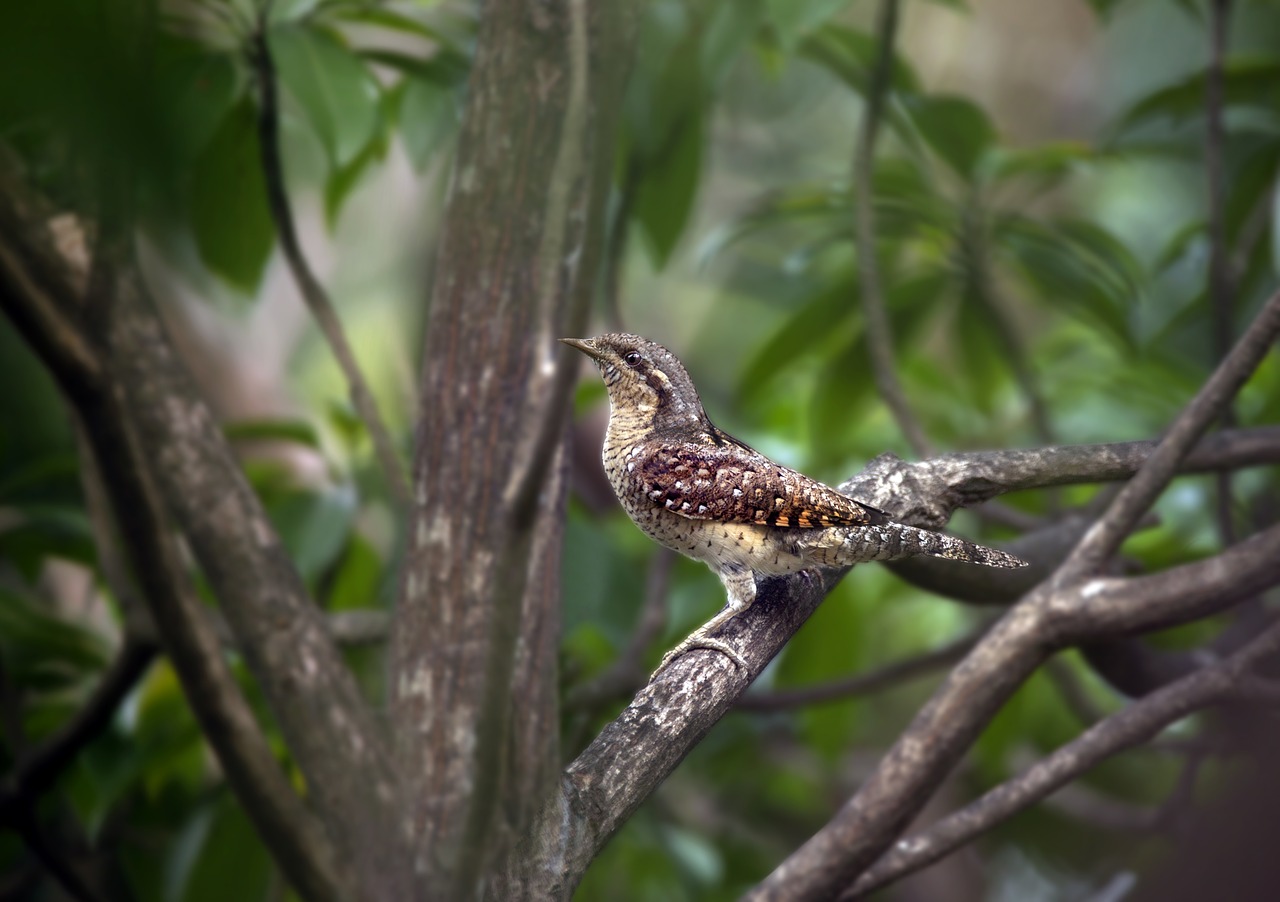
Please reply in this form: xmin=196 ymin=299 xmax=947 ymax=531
xmin=651 ymin=633 xmax=747 ymax=680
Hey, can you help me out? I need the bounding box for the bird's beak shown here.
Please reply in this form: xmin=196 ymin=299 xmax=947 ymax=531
xmin=559 ymin=337 xmax=605 ymax=362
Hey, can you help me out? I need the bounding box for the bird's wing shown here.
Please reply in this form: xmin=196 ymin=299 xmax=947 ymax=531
xmin=628 ymin=439 xmax=884 ymax=528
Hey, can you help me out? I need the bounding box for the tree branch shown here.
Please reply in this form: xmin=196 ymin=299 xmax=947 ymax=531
xmin=0 ymin=636 xmax=156 ymax=828
xmin=541 ymin=570 xmax=835 ymax=892
xmin=840 ymin=426 xmax=1280 ymax=530
xmin=0 ymin=170 xmax=385 ymax=898
xmin=100 ymin=265 xmax=409 ymax=894
xmin=1206 ymin=0 xmax=1237 ymax=544
xmin=391 ymin=3 xmax=640 ymax=896
xmin=853 ymin=0 xmax=930 ymax=457
xmin=845 ymin=615 xmax=1280 ymax=898
xmin=1058 ymin=288 xmax=1280 ymax=580
xmin=249 ymin=21 xmax=411 ymax=512
xmin=746 ymin=288 xmax=1280 ymax=901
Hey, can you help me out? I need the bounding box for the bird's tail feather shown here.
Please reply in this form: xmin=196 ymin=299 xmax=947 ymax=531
xmin=801 ymin=523 xmax=1027 ymax=569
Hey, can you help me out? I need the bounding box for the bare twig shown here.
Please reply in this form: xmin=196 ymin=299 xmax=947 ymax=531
xmin=737 ymin=627 xmax=982 ymax=712
xmin=747 ymin=290 xmax=1280 ymax=902
xmin=1206 ymin=0 xmax=1237 ymax=544
xmin=1059 ymin=288 xmax=1280 ymax=581
xmin=853 ymin=0 xmax=931 ymax=457
xmin=500 ymin=0 xmax=596 ymax=528
xmin=844 ymin=616 xmax=1280 ymax=898
xmin=249 ymin=21 xmax=411 ymax=512
xmin=0 ymin=637 xmax=156 ymax=828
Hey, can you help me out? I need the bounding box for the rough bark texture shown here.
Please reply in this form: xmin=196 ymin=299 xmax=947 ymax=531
xmin=388 ymin=2 xmax=639 ymax=896
xmin=0 ymin=177 xmax=360 ymax=900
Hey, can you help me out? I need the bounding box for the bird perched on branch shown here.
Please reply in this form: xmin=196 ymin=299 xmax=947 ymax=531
xmin=561 ymin=333 xmax=1026 ymax=675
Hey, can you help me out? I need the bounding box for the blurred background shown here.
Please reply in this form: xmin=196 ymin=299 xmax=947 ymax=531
xmin=2 ymin=0 xmax=1279 ymax=899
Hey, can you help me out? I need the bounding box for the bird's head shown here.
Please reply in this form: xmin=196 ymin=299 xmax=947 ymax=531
xmin=560 ymin=333 xmax=707 ymax=432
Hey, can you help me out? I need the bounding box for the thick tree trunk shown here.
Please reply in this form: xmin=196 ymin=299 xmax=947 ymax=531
xmin=388 ymin=2 xmax=638 ymax=897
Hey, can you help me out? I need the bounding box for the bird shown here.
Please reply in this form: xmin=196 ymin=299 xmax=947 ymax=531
xmin=560 ymin=332 xmax=1027 ymax=675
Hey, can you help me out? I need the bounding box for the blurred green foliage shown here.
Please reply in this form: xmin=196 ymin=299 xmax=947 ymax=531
xmin=1 ymin=0 xmax=1278 ymax=899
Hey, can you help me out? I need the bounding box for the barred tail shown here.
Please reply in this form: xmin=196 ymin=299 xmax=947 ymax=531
xmin=804 ymin=523 xmax=1028 ymax=569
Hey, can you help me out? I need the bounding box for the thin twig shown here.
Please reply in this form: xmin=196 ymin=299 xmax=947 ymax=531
xmin=747 ymin=290 xmax=1280 ymax=902
xmin=0 ymin=637 xmax=156 ymax=828
xmin=1058 ymin=288 xmax=1280 ymax=581
xmin=853 ymin=0 xmax=930 ymax=457
xmin=249 ymin=21 xmax=411 ymax=511
xmin=1206 ymin=0 xmax=1237 ymax=545
xmin=500 ymin=0 xmax=596 ymax=529
xmin=844 ymin=616 xmax=1280 ymax=897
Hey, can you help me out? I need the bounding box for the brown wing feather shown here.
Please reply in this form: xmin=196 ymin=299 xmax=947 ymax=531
xmin=628 ymin=438 xmax=884 ymax=528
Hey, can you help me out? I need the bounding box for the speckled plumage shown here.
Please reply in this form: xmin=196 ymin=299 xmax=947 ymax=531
xmin=562 ymin=333 xmax=1026 ymax=673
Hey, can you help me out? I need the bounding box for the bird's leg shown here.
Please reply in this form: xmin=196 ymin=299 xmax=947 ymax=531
xmin=653 ymin=567 xmax=756 ymax=677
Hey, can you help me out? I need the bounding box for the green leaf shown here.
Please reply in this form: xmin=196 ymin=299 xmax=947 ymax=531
xmin=329 ymin=4 xmax=454 ymax=44
xmin=766 ymin=0 xmax=856 ymax=52
xmin=360 ymin=48 xmax=470 ymax=83
xmin=701 ymin=0 xmax=765 ymax=88
xmin=266 ymin=485 xmax=358 ymax=582
xmin=269 ymin=23 xmax=380 ymax=168
xmin=222 ymin=418 xmax=321 ymax=448
xmin=633 ymin=116 xmax=703 ymax=268
xmin=188 ymin=100 xmax=276 ymax=293
xmin=986 ymin=141 xmax=1093 ymax=194
xmin=997 ymin=215 xmax=1143 ymax=349
xmin=325 ymin=135 xmax=379 ymax=227
xmin=0 ymin=588 xmax=110 ymax=691
xmin=1225 ymin=137 xmax=1280 ymax=245
xmin=326 ymin=533 xmax=384 ymax=611
xmin=397 ymin=73 xmax=459 ymax=170
xmin=0 ymin=505 xmax=97 ymax=579
xmin=179 ymin=794 xmax=273 ymax=902
xmin=741 ymin=282 xmax=857 ymax=399
xmin=798 ymin=24 xmax=921 ymax=97
xmin=154 ymin=44 xmax=244 ymax=169
xmin=1115 ymin=58 xmax=1280 ymax=134
xmin=904 ymin=94 xmax=997 ymax=181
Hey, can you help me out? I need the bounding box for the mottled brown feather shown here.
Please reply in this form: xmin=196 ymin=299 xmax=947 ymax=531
xmin=627 ymin=436 xmax=886 ymax=529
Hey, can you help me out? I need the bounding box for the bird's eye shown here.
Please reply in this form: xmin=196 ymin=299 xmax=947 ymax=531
xmin=622 ymin=350 xmax=642 ymax=367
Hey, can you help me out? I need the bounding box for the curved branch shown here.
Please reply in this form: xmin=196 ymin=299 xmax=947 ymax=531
xmin=1058 ymin=288 xmax=1280 ymax=580
xmin=0 ymin=171 xmax=384 ymax=899
xmin=250 ymin=23 xmax=411 ymax=511
xmin=544 ymin=571 xmax=834 ymax=889
xmin=853 ymin=0 xmax=930 ymax=457
xmin=1206 ymin=0 xmax=1237 ymax=544
xmin=747 ymin=288 xmax=1280 ymax=902
xmin=0 ymin=637 xmax=156 ymax=828
xmin=845 ymin=615 xmax=1280 ymax=898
